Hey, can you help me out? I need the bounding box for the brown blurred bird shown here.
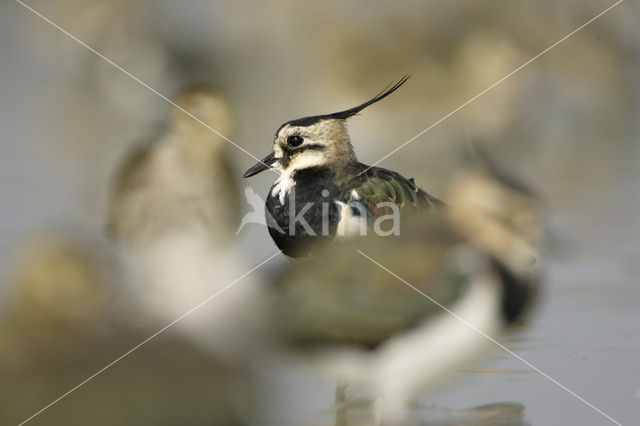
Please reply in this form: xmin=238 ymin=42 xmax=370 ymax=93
xmin=0 ymin=234 xmax=251 ymax=426
xmin=0 ymin=232 xmax=115 ymax=370
xmin=108 ymin=86 xmax=239 ymax=246
xmin=107 ymin=86 xmax=267 ymax=363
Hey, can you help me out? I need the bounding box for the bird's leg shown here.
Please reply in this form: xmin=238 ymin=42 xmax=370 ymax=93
xmin=335 ymin=379 xmax=348 ymax=426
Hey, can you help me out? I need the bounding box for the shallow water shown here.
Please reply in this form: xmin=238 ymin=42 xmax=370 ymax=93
xmin=251 ymin=161 xmax=640 ymax=426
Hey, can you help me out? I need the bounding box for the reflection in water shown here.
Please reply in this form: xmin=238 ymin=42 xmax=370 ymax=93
xmin=318 ymin=399 xmax=528 ymax=425
xmin=424 ymin=402 xmax=528 ymax=426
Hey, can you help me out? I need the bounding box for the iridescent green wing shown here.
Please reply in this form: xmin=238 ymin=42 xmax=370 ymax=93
xmin=348 ymin=164 xmax=442 ymax=218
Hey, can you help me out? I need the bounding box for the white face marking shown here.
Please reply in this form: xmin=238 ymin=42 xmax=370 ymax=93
xmin=274 ymin=127 xmax=328 ymax=166
xmin=270 ymin=151 xmax=326 ymax=205
xmin=273 ymin=143 xmax=285 ymax=161
xmin=269 ymin=124 xmax=329 ymax=205
xmin=287 ymin=149 xmax=326 ymax=170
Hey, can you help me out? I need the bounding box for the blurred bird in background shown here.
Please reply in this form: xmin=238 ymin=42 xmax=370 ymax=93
xmin=0 ymin=231 xmax=115 ymax=370
xmin=241 ymin=74 xmax=540 ymax=424
xmin=0 ymin=229 xmax=247 ymax=426
xmin=266 ymin=157 xmax=541 ymax=425
xmin=108 ymin=86 xmax=239 ymax=245
xmin=107 ymin=85 xmax=268 ymax=365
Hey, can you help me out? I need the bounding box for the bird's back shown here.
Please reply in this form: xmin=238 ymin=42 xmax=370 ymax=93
xmin=343 ymin=162 xmax=443 ymax=219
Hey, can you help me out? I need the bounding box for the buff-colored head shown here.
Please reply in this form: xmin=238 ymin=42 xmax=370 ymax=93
xmin=268 ymin=118 xmax=356 ymax=174
xmin=243 ymin=75 xmax=410 ymax=178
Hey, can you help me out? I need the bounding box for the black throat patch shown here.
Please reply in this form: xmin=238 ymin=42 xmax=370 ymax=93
xmin=265 ymin=167 xmax=344 ymax=257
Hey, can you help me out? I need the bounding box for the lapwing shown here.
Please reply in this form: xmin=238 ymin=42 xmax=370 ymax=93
xmin=243 ymin=76 xmax=442 ymax=257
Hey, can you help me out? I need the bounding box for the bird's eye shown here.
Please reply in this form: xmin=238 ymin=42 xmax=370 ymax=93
xmin=287 ymin=135 xmax=304 ymax=147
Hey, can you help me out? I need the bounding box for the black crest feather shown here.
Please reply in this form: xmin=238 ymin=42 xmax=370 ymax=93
xmin=277 ymin=75 xmax=411 ymax=135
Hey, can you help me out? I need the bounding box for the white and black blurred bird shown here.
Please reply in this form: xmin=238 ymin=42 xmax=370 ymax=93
xmin=267 ymin=159 xmax=541 ymax=425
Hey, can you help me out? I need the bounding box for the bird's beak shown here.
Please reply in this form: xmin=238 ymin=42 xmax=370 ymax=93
xmin=243 ymin=152 xmax=276 ymax=178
